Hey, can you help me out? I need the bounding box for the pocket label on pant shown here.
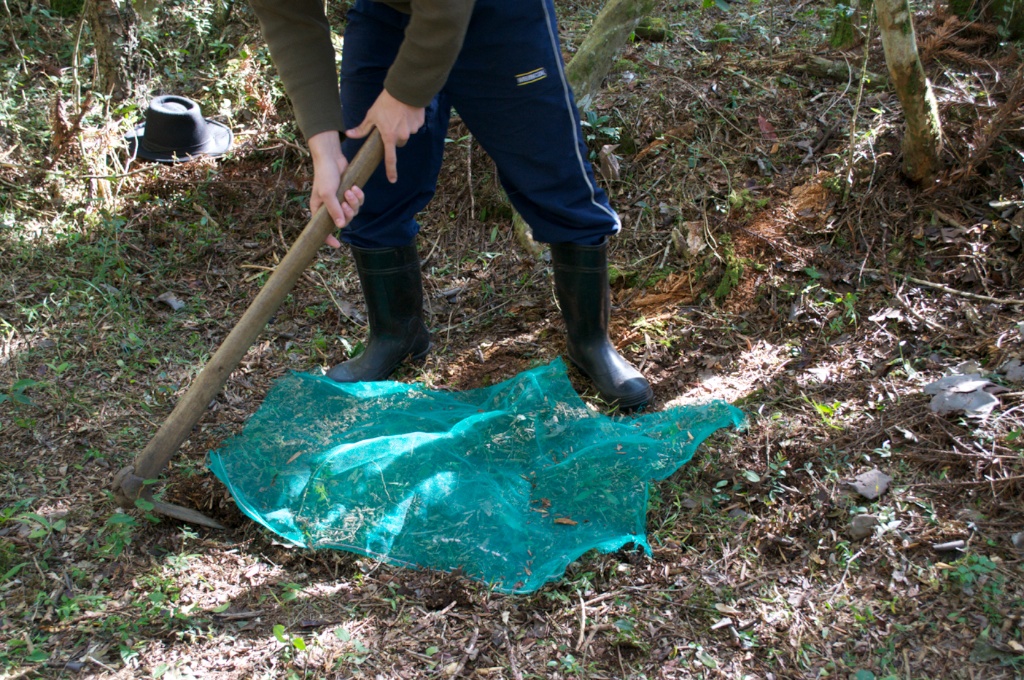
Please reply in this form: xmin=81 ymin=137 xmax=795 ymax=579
xmin=516 ymin=67 xmax=548 ymax=86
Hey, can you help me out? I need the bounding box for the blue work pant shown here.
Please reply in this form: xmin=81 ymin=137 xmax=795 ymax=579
xmin=338 ymin=0 xmax=621 ymax=248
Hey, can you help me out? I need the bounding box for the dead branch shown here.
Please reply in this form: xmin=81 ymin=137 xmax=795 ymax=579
xmin=793 ymin=55 xmax=889 ymax=90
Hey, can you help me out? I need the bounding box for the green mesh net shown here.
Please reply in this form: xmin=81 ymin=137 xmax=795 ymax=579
xmin=209 ymin=358 xmax=743 ymax=593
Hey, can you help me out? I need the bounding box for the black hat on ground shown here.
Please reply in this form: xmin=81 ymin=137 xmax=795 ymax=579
xmin=126 ymin=95 xmax=233 ymax=163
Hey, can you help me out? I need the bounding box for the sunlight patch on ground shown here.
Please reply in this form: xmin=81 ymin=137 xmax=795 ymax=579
xmin=667 ymin=340 xmax=791 ymax=407
xmin=126 ymin=580 xmax=379 ymax=678
xmin=169 ymin=550 xmax=286 ymax=609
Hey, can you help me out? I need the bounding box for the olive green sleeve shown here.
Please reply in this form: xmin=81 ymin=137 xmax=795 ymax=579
xmin=248 ymin=0 xmax=343 ymax=140
xmin=383 ymin=0 xmax=477 ymax=107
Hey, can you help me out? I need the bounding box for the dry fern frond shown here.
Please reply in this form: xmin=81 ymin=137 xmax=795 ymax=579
xmin=966 ymin=69 xmax=1024 ymax=168
xmin=932 ymin=47 xmax=1017 ymax=69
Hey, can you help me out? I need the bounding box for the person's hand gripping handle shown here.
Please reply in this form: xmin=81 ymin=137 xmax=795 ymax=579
xmin=345 ymin=89 xmax=426 ymax=185
xmin=308 ymin=130 xmax=367 ymax=248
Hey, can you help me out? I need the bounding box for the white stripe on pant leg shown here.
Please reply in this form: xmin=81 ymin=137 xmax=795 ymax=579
xmin=539 ymin=0 xmax=621 ymax=230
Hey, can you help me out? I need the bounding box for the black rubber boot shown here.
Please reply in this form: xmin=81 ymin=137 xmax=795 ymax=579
xmin=551 ymin=240 xmax=653 ymax=411
xmin=327 ymin=244 xmax=431 ymax=382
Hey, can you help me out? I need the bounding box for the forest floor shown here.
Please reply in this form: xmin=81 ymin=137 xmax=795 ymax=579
xmin=1 ymin=0 xmax=1024 ymax=678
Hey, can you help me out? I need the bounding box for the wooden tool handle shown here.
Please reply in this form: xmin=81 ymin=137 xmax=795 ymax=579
xmin=127 ymin=130 xmax=384 ymax=485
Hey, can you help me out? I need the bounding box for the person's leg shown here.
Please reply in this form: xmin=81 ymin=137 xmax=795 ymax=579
xmin=326 ymin=0 xmax=446 ymax=382
xmin=338 ymin=0 xmax=451 ymax=249
xmin=444 ymin=0 xmax=618 ymax=246
xmin=445 ymin=0 xmax=651 ymax=409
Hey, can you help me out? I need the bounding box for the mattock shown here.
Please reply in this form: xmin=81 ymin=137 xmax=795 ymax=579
xmin=112 ymin=131 xmax=384 ymax=528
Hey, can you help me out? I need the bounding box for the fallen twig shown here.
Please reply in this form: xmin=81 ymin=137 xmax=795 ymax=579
xmin=213 ymin=609 xmax=265 ymax=621
xmin=577 ymin=590 xmax=587 ymax=651
xmin=794 ymin=55 xmax=889 ymax=90
xmin=827 ymin=548 xmax=865 ymax=603
xmin=932 ymin=540 xmax=966 ymax=552
xmin=907 ymin=474 xmax=1024 ymax=488
xmin=903 ymin=275 xmax=1024 ymax=306
xmin=864 ymin=268 xmax=1024 ymax=306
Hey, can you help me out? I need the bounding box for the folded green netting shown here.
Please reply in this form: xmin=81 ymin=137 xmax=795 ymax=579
xmin=209 ymin=358 xmax=743 ymax=593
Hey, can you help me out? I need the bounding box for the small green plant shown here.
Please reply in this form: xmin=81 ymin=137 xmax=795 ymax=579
xmin=712 ymin=478 xmax=731 ymax=505
xmin=273 ymin=623 xmax=308 ymax=653
xmin=631 ymin=316 xmax=673 ymax=349
xmin=548 ymin=652 xmax=584 ymax=675
xmin=714 ymin=257 xmax=744 ymax=302
xmin=56 ymin=593 xmax=109 ymax=622
xmin=707 ymin=236 xmax=748 ymax=302
xmin=280 ymin=582 xmax=305 ymax=603
xmin=819 ymin=292 xmax=858 ymax=334
xmin=611 ymin=617 xmax=651 ymax=652
xmin=0 ymin=499 xmax=34 ymax=523
xmin=765 ymin=455 xmax=791 ymax=503
xmin=803 ymin=395 xmax=844 ymax=430
xmin=0 ymin=538 xmax=25 ymax=582
xmin=92 ymin=511 xmax=138 ymax=558
xmin=580 ymin=109 xmax=621 ymax=157
xmin=46 ymin=361 xmax=71 ymax=376
xmin=333 ymin=627 xmax=371 ymax=668
xmin=948 ymin=554 xmax=998 ymax=588
xmin=2 ymin=633 xmax=51 ymax=667
xmin=727 ymin=188 xmax=769 ymax=212
xmin=0 ymin=379 xmax=39 ymax=406
xmin=15 ymin=512 xmax=66 ymax=541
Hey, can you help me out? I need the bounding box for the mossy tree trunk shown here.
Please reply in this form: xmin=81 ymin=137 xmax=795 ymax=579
xmin=85 ymin=0 xmax=140 ymax=101
xmin=874 ymin=0 xmax=943 ymax=182
xmin=213 ymin=0 xmax=235 ymax=31
xmin=829 ymin=0 xmax=860 ymax=49
xmin=565 ymin=0 xmax=656 ymax=104
xmin=515 ymin=0 xmax=656 ymax=254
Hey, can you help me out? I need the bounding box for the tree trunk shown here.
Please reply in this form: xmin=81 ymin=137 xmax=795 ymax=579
xmin=212 ymin=0 xmax=235 ymax=32
xmin=85 ymin=0 xmax=140 ymax=101
xmin=828 ymin=1 xmax=861 ymax=50
xmin=565 ymin=0 xmax=656 ymax=105
xmin=874 ymin=0 xmax=943 ymax=182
